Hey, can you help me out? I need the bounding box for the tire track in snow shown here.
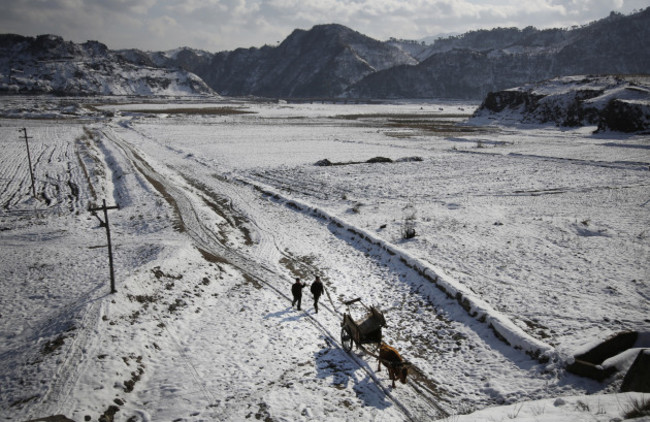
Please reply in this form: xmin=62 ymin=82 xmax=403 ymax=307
xmin=102 ymin=127 xmax=447 ymax=421
xmin=175 ymin=170 xmax=451 ymax=417
xmin=27 ymin=299 xmax=106 ymax=419
xmin=226 ymin=176 xmax=574 ymax=410
xmin=237 ymin=211 xmax=452 ymax=417
xmin=1 ymin=126 xmax=92 ymax=213
xmin=245 ymin=180 xmax=556 ymax=359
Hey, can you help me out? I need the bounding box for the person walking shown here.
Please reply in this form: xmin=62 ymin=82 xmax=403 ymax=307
xmin=311 ymin=276 xmax=324 ymax=313
xmin=291 ymin=278 xmax=306 ymax=310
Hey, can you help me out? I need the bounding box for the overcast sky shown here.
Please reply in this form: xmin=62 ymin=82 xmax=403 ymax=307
xmin=1 ymin=0 xmax=647 ymax=52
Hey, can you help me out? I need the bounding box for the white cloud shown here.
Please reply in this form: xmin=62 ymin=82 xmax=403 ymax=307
xmin=0 ymin=0 xmax=646 ymax=51
xmin=92 ymin=0 xmax=158 ymax=15
xmin=148 ymin=15 xmax=179 ymax=39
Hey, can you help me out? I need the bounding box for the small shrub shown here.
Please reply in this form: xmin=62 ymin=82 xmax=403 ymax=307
xmin=507 ymin=403 xmax=524 ymax=419
xmin=127 ymin=294 xmax=157 ymax=304
xmin=401 ymin=204 xmax=417 ymax=239
xmin=402 ymin=225 xmax=416 ymax=239
xmin=575 ymin=400 xmax=590 ymax=412
xmin=531 ymin=404 xmax=546 ymax=416
xmin=625 ymin=396 xmax=650 ymax=419
xmin=168 ymin=298 xmax=186 ymax=313
xmin=595 ymin=400 xmax=606 ymax=415
xmin=41 ymin=335 xmax=66 ymax=355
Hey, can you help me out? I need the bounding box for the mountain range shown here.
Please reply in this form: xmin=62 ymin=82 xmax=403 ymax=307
xmin=347 ymin=9 xmax=650 ymax=99
xmin=0 ymin=8 xmax=649 ymax=98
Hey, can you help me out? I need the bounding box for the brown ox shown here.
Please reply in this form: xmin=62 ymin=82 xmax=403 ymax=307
xmin=377 ymin=342 xmax=409 ymax=388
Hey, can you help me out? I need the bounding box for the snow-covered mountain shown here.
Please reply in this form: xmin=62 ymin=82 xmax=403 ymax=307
xmin=197 ymin=24 xmax=418 ymax=98
xmin=470 ymin=75 xmax=650 ymax=132
xmin=386 ymin=38 xmax=435 ymax=62
xmin=345 ymin=9 xmax=650 ymax=99
xmin=0 ymin=34 xmax=214 ymax=96
xmin=1 ymin=8 xmax=648 ymax=99
xmin=116 ymin=46 xmax=214 ymax=78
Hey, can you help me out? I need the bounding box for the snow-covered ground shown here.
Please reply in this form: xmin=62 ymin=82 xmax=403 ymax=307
xmin=0 ymin=97 xmax=648 ymax=422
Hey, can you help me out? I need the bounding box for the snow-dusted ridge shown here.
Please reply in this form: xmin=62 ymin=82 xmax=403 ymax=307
xmin=0 ymin=34 xmax=215 ymax=96
xmin=471 ymin=75 xmax=650 ymax=132
xmin=240 ymin=178 xmax=556 ymax=361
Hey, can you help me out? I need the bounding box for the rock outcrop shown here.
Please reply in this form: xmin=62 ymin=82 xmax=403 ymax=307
xmin=471 ymin=75 xmax=650 ymax=132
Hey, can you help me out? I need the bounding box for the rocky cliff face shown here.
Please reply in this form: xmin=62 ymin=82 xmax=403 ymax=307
xmin=344 ymin=49 xmax=558 ymax=99
xmin=115 ymin=24 xmax=417 ymax=98
xmin=346 ymin=9 xmax=650 ymax=99
xmin=199 ymin=24 xmax=417 ymax=98
xmin=0 ymin=34 xmax=214 ymax=96
xmin=471 ymin=75 xmax=650 ymax=132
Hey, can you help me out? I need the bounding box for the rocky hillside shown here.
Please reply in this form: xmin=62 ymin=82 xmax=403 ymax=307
xmin=120 ymin=11 xmax=649 ymax=100
xmin=470 ymin=75 xmax=650 ymax=132
xmin=126 ymin=24 xmax=417 ymax=98
xmin=1 ymin=8 xmax=649 ymax=99
xmin=0 ymin=34 xmax=214 ymax=96
xmin=345 ymin=9 xmax=650 ymax=99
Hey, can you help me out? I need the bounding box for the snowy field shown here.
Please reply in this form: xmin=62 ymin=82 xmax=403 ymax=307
xmin=0 ymin=97 xmax=648 ymax=422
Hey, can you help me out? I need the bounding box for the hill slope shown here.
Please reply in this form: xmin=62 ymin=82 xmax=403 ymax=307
xmin=346 ymin=9 xmax=650 ymax=99
xmin=0 ymin=34 xmax=214 ymax=96
xmin=116 ymin=24 xmax=417 ymax=98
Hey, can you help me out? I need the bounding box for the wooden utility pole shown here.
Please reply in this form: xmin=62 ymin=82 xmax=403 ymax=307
xmin=89 ymin=199 xmax=120 ymax=294
xmin=19 ymin=128 xmax=37 ymax=199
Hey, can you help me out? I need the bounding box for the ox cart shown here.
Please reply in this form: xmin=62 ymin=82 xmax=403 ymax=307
xmin=340 ymin=297 xmax=411 ymax=387
xmin=340 ymin=297 xmax=386 ymax=354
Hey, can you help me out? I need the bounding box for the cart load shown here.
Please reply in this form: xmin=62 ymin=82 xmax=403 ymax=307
xmin=340 ymin=297 xmax=410 ymax=387
xmin=340 ymin=297 xmax=386 ymax=351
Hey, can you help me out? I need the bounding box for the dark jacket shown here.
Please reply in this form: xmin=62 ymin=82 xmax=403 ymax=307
xmin=292 ymin=281 xmax=306 ymax=297
xmin=311 ymin=279 xmax=324 ymax=297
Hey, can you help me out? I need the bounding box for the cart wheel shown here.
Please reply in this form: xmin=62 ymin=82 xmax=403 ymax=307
xmin=341 ymin=327 xmax=353 ymax=352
